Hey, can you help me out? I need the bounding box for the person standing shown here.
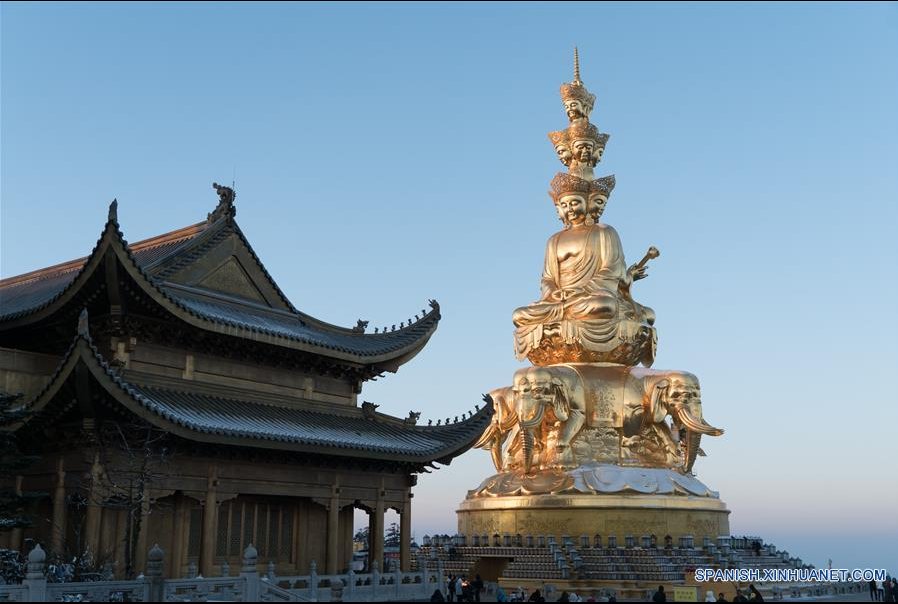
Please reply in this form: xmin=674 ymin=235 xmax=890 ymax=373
xmin=653 ymin=585 xmax=667 ymax=602
xmin=473 ymin=574 xmax=484 ymax=602
xmin=447 ymin=574 xmax=456 ymax=602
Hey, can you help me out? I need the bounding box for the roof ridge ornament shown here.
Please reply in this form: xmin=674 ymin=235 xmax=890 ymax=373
xmin=208 ymin=182 xmax=237 ymax=224
xmin=108 ymin=199 xmax=119 ymax=224
xmin=78 ymin=307 xmax=90 ymax=338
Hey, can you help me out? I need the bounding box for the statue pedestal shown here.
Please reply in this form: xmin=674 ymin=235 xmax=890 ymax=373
xmin=457 ymin=466 xmax=730 ymax=545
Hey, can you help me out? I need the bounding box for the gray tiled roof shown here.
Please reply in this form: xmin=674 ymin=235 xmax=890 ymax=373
xmin=124 ymin=383 xmax=482 ymax=457
xmin=1 ymin=216 xmax=440 ymax=361
xmin=163 ymin=286 xmax=436 ymax=356
xmin=25 ymin=329 xmax=492 ymax=462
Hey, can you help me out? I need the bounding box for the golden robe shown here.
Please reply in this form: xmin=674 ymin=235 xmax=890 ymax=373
xmin=513 ymin=224 xmax=652 ymax=362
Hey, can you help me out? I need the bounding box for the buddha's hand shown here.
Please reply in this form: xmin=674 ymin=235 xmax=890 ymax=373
xmin=627 ymin=263 xmax=648 ymax=282
xmin=548 ymin=288 xmax=581 ymax=302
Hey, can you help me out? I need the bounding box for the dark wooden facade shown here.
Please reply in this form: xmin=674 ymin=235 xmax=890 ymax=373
xmin=0 ymin=191 xmax=490 ymax=578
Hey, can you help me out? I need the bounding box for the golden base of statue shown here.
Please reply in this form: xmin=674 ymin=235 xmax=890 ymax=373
xmin=519 ymin=319 xmax=657 ymax=367
xmin=457 ymin=488 xmax=731 ymax=547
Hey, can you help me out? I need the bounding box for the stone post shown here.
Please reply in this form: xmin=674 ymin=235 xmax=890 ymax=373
xmin=241 ymin=544 xmax=259 ymax=602
xmin=221 ymin=560 xmax=230 ymax=576
xmin=24 ymin=544 xmax=47 ymax=602
xmin=346 ymin=568 xmax=355 ymax=600
xmin=330 ymin=578 xmax=344 ymax=602
xmin=310 ymin=560 xmax=319 ymax=600
xmin=187 ymin=561 xmax=197 ymax=578
xmin=146 ymin=544 xmax=165 ymax=603
xmin=267 ymin=560 xmax=276 ymax=581
xmin=418 ymin=553 xmax=429 ymax=586
xmin=371 ymin=559 xmax=380 ymax=599
xmin=437 ymin=560 xmax=445 ymax=597
xmin=394 ymin=561 xmax=402 ymax=597
xmin=399 ymin=490 xmax=412 ymax=572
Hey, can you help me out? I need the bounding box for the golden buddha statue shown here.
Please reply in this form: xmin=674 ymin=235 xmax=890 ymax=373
xmin=513 ymin=53 xmax=659 ymax=367
xmin=460 ymin=52 xmax=730 ymax=546
xmin=458 ymin=50 xmax=729 ymax=545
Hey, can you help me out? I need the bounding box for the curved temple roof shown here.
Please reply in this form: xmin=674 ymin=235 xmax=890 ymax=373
xmin=17 ymin=323 xmax=493 ymax=465
xmin=0 ymin=200 xmax=440 ymax=367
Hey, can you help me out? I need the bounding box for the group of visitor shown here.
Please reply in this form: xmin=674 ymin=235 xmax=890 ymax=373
xmin=870 ymin=577 xmax=898 ymax=602
xmin=660 ymin=584 xmax=765 ymax=602
xmin=496 ymin=587 xmax=615 ymax=602
xmin=431 ymin=574 xmax=485 ymax=602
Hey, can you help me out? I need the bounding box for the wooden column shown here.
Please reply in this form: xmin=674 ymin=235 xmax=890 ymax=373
xmin=8 ymin=476 xmax=24 ymax=552
xmin=50 ymin=459 xmax=67 ymax=556
xmin=170 ymin=495 xmax=188 ymax=577
xmin=134 ymin=494 xmax=151 ymax=574
xmin=84 ymin=456 xmax=103 ymax=559
xmin=400 ymin=490 xmax=411 ymax=572
xmin=326 ymin=486 xmax=340 ymax=574
xmin=200 ymin=468 xmax=218 ymax=578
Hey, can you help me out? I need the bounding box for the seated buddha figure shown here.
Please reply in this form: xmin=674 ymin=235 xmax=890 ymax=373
xmin=513 ymin=173 xmax=656 ymax=366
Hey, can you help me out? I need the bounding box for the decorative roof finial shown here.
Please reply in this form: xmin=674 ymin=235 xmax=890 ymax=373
xmin=108 ymin=199 xmax=118 ymax=223
xmin=573 ymin=47 xmax=581 ymax=85
xmin=208 ymin=182 xmax=237 ymax=224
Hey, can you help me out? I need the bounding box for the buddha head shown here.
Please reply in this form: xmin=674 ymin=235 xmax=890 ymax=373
xmin=560 ymin=83 xmax=596 ymax=123
xmin=548 ymin=131 xmax=572 ymax=166
xmin=572 ymin=139 xmax=596 ymax=165
xmin=588 ymin=193 xmax=609 ymax=222
xmin=566 ymin=122 xmax=609 ymax=168
xmin=588 ymin=175 xmax=616 ymax=222
xmin=550 ymin=173 xmax=593 ymax=228
xmin=564 ymin=98 xmax=590 ymax=121
xmin=558 ymin=194 xmax=589 ymax=227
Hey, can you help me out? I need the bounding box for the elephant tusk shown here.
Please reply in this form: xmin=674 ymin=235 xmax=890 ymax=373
xmin=674 ymin=405 xmax=724 ymax=436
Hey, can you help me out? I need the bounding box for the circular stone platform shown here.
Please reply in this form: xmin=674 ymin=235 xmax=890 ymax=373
xmin=458 ymin=466 xmax=730 ymax=543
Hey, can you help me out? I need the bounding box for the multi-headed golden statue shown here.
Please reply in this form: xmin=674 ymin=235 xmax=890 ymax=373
xmin=459 ymin=51 xmax=731 ymax=546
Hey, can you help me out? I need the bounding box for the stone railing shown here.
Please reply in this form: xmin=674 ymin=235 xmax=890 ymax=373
xmin=0 ymin=545 xmax=442 ymax=602
xmin=270 ymin=559 xmax=443 ymax=602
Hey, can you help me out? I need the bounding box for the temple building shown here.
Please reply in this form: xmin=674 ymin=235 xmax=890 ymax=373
xmin=0 ymin=185 xmax=491 ymax=579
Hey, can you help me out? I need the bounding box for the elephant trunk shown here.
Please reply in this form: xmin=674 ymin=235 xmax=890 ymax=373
xmin=684 ymin=431 xmax=702 ymax=474
xmin=522 ymin=429 xmax=535 ymax=474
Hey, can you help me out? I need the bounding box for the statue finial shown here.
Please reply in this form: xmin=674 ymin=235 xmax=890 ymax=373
xmin=573 ymin=47 xmax=581 ymax=84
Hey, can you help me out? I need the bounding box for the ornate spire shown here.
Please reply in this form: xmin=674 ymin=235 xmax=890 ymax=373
xmin=548 ymin=49 xmax=612 ymax=188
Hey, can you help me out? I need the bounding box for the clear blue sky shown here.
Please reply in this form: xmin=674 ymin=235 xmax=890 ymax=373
xmin=2 ymin=2 xmax=896 ymax=570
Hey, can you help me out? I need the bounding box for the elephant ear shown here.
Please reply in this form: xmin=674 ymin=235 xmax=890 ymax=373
xmin=646 ymin=378 xmax=670 ymax=425
xmin=550 ymin=380 xmax=570 ymax=421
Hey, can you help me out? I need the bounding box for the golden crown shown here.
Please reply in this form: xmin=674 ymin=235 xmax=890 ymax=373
xmin=590 ymin=175 xmax=616 ymax=199
xmin=567 ymin=121 xmax=609 ymax=147
xmin=549 ymin=172 xmax=592 ymax=203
